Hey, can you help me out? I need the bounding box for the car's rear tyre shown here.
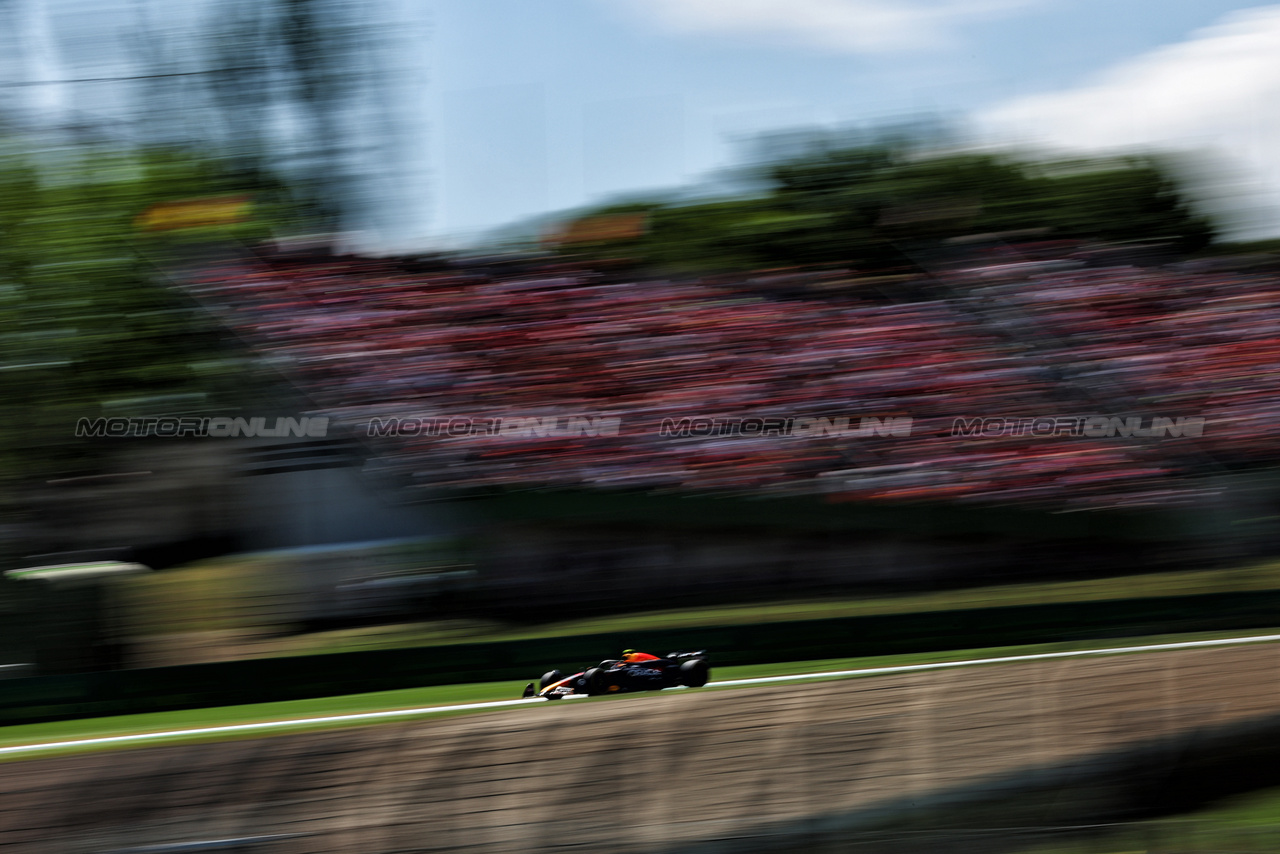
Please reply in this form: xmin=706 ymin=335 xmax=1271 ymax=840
xmin=678 ymin=658 xmax=709 ymax=688
xmin=540 ymin=670 xmax=564 ymax=691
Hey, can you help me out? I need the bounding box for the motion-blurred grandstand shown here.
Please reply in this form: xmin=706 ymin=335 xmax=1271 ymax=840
xmin=183 ymin=240 xmax=1280 ymax=512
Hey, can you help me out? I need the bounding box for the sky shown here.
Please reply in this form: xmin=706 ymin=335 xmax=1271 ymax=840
xmin=423 ymin=0 xmax=1280 ymax=248
xmin=7 ymin=0 xmax=1280 ymax=249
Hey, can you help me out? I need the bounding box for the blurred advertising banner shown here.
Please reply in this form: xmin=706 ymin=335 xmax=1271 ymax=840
xmin=547 ymin=212 xmax=648 ymax=246
xmin=135 ymin=195 xmax=254 ymax=231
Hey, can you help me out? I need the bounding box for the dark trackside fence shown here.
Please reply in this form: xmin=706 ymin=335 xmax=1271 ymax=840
xmin=4 ymin=588 xmax=1280 ymax=726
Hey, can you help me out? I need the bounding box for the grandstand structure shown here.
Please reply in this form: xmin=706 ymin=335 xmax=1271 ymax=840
xmin=55 ymin=244 xmax=1241 ymax=590
xmin=17 ymin=242 xmax=1280 ymax=632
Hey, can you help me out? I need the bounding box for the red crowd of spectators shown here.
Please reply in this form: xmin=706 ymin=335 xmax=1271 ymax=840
xmin=968 ymin=265 xmax=1280 ymax=465
xmin=186 ymin=253 xmax=1275 ymax=510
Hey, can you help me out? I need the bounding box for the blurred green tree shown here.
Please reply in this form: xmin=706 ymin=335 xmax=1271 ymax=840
xmin=554 ymin=133 xmax=1216 ymax=274
xmin=0 ymin=143 xmax=291 ymax=496
xmin=1025 ymin=157 xmax=1215 ymax=253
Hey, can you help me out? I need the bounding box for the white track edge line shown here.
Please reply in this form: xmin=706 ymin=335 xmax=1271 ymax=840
xmin=0 ymin=698 xmax=546 ymax=756
xmin=5 ymin=632 xmax=1280 ymax=756
xmin=708 ymin=632 xmax=1280 ymax=687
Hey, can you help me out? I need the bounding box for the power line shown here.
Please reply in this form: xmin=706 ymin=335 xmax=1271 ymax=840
xmin=0 ymin=67 xmax=272 ymax=88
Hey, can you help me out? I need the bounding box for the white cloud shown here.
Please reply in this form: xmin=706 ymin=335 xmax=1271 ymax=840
xmin=977 ymin=5 xmax=1280 ymax=237
xmin=612 ymin=0 xmax=1036 ymax=55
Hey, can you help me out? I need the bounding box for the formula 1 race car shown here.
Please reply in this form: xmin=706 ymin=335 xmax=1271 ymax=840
xmin=522 ymin=651 xmax=710 ymax=699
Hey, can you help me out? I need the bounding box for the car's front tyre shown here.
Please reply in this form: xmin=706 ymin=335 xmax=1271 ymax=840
xmin=582 ymin=667 xmax=609 ymax=695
